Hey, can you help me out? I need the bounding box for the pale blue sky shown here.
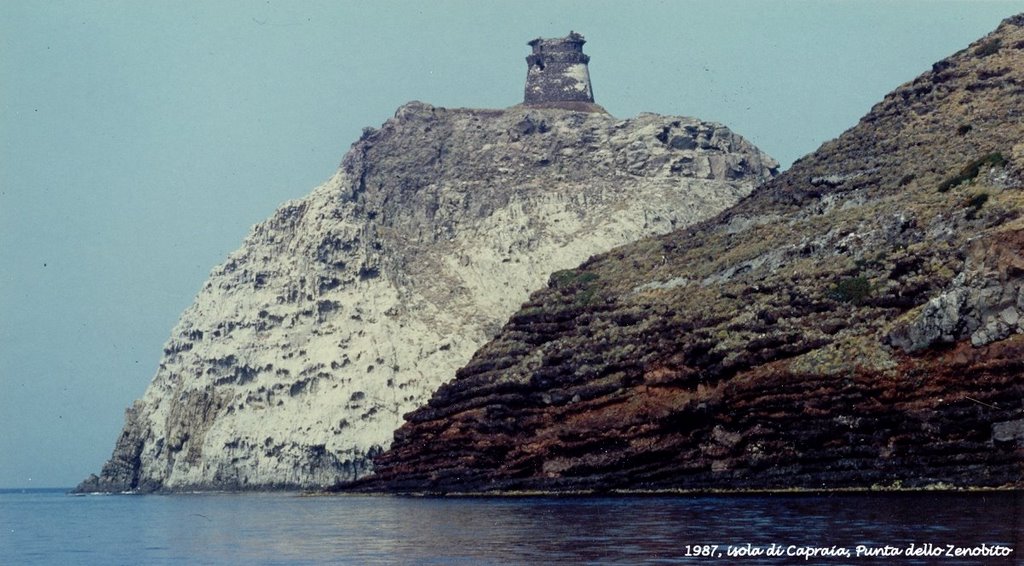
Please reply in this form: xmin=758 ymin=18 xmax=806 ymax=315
xmin=3 ymin=1 xmax=1023 ymax=488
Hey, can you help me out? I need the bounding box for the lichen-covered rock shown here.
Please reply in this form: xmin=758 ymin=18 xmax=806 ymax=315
xmin=888 ymin=229 xmax=1024 ymax=351
xmin=360 ymin=15 xmax=1024 ymax=494
xmin=76 ymin=102 xmax=775 ymax=492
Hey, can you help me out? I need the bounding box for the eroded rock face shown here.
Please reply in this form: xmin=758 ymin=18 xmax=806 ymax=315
xmin=362 ymin=16 xmax=1024 ymax=494
xmin=888 ymin=229 xmax=1024 ymax=351
xmin=76 ymin=102 xmax=775 ymax=492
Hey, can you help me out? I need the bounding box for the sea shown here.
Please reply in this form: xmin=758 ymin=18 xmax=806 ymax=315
xmin=1 ymin=489 xmax=1021 ymax=564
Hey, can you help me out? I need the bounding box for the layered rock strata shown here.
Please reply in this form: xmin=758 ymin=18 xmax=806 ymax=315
xmin=77 ymin=102 xmax=776 ymax=492
xmin=363 ymin=16 xmax=1024 ymax=494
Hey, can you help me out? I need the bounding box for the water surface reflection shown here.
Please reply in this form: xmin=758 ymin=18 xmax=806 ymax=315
xmin=2 ymin=490 xmax=1020 ymax=564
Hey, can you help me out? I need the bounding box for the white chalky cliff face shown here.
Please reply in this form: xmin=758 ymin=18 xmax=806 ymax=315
xmin=78 ymin=101 xmax=777 ymax=492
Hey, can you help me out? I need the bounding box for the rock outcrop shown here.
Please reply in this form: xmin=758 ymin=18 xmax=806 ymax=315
xmin=76 ymin=101 xmax=776 ymax=492
xmin=361 ymin=16 xmax=1024 ymax=494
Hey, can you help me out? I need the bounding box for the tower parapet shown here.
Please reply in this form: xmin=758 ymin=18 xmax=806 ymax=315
xmin=524 ymin=32 xmax=595 ymax=107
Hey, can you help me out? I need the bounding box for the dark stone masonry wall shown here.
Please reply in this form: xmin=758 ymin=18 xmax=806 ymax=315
xmin=524 ymin=32 xmax=595 ymax=105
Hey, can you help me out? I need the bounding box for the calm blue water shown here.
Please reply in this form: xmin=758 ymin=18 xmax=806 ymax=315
xmin=0 ymin=489 xmax=1021 ymax=564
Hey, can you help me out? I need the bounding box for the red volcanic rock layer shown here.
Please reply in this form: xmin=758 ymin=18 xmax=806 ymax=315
xmin=354 ymin=15 xmax=1024 ymax=494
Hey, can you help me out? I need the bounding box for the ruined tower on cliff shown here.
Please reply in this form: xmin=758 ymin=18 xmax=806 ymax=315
xmin=524 ymin=31 xmax=596 ymax=108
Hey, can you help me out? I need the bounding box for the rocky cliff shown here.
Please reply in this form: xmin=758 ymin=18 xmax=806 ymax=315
xmin=77 ymin=102 xmax=776 ymax=492
xmin=363 ymin=16 xmax=1024 ymax=494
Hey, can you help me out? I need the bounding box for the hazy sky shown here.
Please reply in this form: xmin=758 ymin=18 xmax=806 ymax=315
xmin=4 ymin=1 xmax=1024 ymax=488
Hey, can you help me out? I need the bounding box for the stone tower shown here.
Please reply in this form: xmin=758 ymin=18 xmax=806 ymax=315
xmin=524 ymin=31 xmax=595 ymax=106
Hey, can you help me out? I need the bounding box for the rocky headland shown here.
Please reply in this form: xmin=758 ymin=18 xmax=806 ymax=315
xmin=360 ymin=16 xmax=1024 ymax=494
xmin=77 ymin=33 xmax=776 ymax=492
